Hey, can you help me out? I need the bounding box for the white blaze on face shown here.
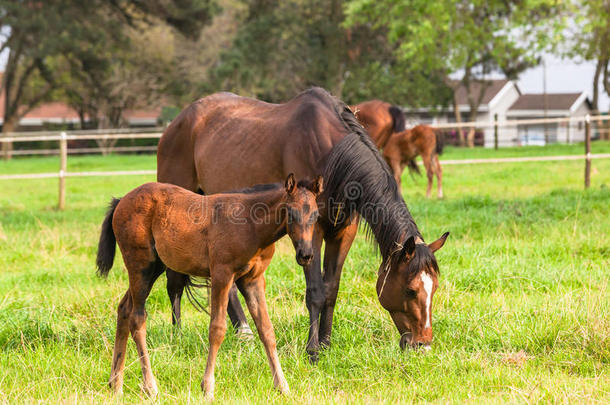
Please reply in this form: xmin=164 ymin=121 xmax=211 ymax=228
xmin=420 ymin=272 xmax=433 ymax=329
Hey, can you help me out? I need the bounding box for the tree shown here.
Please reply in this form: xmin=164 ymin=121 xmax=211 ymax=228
xmin=0 ymin=0 xmax=217 ymax=158
xmin=565 ymin=0 xmax=610 ymax=114
xmin=345 ymin=0 xmax=566 ymax=146
xmin=207 ymin=0 xmax=451 ymax=107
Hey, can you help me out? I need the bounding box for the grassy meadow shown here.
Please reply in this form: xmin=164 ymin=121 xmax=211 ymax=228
xmin=0 ymin=142 xmax=609 ymax=403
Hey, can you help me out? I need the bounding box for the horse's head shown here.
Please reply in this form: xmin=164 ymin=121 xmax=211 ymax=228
xmin=377 ymin=232 xmax=449 ymax=351
xmin=283 ymin=173 xmax=323 ymax=266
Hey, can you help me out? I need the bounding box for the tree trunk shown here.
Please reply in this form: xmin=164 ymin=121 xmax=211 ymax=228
xmin=592 ymin=58 xmax=603 ymax=114
xmin=1 ymin=117 xmax=18 ymax=160
xmin=453 ymin=95 xmax=466 ymax=146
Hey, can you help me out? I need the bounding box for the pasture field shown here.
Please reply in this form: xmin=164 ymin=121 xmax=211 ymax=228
xmin=1 ymin=142 xmax=609 ymax=403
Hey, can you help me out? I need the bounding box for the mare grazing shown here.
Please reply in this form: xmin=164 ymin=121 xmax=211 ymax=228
xmin=352 ymin=99 xmax=406 ymax=148
xmin=96 ymin=174 xmax=323 ymax=399
xmin=157 ymin=88 xmax=449 ymax=361
xmin=383 ymin=125 xmax=444 ymax=198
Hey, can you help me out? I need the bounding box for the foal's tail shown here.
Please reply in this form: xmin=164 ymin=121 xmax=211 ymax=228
xmin=434 ymin=129 xmax=445 ymax=155
xmin=96 ymin=198 xmax=120 ymax=277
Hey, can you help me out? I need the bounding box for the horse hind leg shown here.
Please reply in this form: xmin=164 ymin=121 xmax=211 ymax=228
xmin=109 ymin=291 xmax=132 ymax=394
xmin=127 ymin=257 xmax=165 ymax=396
xmin=166 ymin=269 xmax=188 ymax=327
xmin=434 ymin=154 xmax=443 ymax=199
xmin=422 ymin=153 xmax=434 ymax=198
xmin=227 ymin=284 xmax=254 ymax=338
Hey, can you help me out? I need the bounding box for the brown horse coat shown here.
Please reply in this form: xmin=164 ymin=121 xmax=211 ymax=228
xmin=157 ymin=88 xmax=449 ymax=359
xmin=383 ymin=125 xmax=443 ymax=198
xmin=97 ymin=177 xmax=322 ymax=398
xmin=352 ymin=99 xmax=406 ymax=149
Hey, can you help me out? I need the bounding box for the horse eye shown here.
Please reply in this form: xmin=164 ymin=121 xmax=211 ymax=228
xmin=405 ymin=289 xmax=417 ymax=299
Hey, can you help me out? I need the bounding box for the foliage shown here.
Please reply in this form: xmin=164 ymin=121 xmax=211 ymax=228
xmin=207 ymin=0 xmax=451 ymax=106
xmin=345 ymin=0 xmax=567 ymax=145
xmin=564 ymin=0 xmax=610 ymax=112
xmin=0 ymin=0 xmax=218 ymax=133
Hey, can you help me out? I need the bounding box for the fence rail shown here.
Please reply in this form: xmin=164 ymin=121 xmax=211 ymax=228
xmin=1 ymin=114 xmax=609 ymax=209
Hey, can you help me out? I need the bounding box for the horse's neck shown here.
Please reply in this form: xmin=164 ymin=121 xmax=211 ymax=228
xmin=245 ymin=190 xmax=287 ymax=246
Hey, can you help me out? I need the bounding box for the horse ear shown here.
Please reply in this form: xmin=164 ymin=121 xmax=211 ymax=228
xmin=401 ymin=236 xmax=416 ymax=257
xmin=428 ymin=232 xmax=449 ymax=253
xmin=285 ymin=173 xmax=296 ymax=194
xmin=309 ymin=175 xmax=324 ymax=196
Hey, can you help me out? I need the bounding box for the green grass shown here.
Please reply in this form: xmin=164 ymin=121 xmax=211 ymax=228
xmin=1 ymin=143 xmax=609 ymax=403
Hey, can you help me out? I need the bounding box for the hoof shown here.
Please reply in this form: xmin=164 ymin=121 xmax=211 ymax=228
xmin=108 ymin=378 xmax=123 ymax=395
xmin=278 ymin=383 xmax=290 ymax=395
xmin=140 ymin=381 xmax=159 ymax=397
xmin=307 ymin=350 xmax=319 ymax=365
xmin=236 ymin=325 xmax=254 ymax=341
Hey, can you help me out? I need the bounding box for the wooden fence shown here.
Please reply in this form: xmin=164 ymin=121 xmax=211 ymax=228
xmin=1 ymin=115 xmax=609 ymax=209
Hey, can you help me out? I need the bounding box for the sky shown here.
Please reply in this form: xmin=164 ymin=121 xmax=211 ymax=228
xmin=517 ymin=54 xmax=609 ymax=112
xmin=1 ymin=48 xmax=608 ymax=112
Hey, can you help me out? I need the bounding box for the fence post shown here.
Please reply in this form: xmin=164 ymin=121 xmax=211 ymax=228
xmin=584 ymin=115 xmax=591 ymax=189
xmin=58 ymin=132 xmax=67 ymax=210
xmin=494 ymin=114 xmax=498 ymax=150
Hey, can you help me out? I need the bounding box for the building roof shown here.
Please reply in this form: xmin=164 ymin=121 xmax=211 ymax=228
xmin=509 ymin=93 xmax=586 ymax=111
xmin=453 ymin=79 xmax=512 ymax=106
xmin=0 ymin=72 xmax=160 ymax=126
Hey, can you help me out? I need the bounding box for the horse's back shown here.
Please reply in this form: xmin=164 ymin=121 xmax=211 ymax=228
xmin=158 ymin=89 xmax=346 ymax=194
xmin=353 ymin=100 xmax=393 ymax=146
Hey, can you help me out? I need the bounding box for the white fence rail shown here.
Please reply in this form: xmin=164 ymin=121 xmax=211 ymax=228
xmin=1 ymin=115 xmax=609 ymax=209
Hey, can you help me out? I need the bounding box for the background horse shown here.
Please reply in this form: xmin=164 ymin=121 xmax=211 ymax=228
xmin=383 ymin=125 xmax=444 ymax=198
xmin=96 ymin=175 xmax=322 ymax=399
xmin=157 ymin=87 xmax=449 ymax=360
xmin=352 ymin=99 xmax=406 ymax=148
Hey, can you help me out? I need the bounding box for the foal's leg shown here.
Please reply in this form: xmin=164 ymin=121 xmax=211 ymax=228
xmin=202 ymin=269 xmax=234 ymax=401
xmin=166 ymin=269 xmax=251 ymax=337
xmin=236 ymin=276 xmax=289 ymax=394
xmin=319 ymin=219 xmax=358 ymax=348
xmin=109 ymin=291 xmax=132 ymax=394
xmin=128 ymin=259 xmax=165 ymax=396
xmin=421 ymin=152 xmax=434 ymax=198
xmin=434 ymin=154 xmax=443 ymax=198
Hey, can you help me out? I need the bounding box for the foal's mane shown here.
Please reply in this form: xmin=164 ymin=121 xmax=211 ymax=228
xmin=223 ymin=180 xmax=312 ymax=195
xmin=316 ymin=88 xmax=422 ymax=261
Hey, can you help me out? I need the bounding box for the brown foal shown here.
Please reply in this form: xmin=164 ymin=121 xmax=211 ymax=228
xmin=96 ymin=174 xmax=322 ymax=399
xmin=383 ymin=125 xmax=444 ymax=198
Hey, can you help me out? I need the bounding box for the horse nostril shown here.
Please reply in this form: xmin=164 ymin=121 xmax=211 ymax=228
xmin=416 ymin=342 xmax=431 ymax=352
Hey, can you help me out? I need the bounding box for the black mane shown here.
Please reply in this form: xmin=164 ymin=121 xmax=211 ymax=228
xmin=322 ymin=91 xmax=422 ymax=260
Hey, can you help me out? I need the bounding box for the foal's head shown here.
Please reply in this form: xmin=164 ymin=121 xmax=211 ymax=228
xmin=377 ymin=232 xmax=449 ymax=351
xmin=283 ymin=173 xmax=323 ymax=266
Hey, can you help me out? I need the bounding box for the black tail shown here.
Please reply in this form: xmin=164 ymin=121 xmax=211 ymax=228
xmin=96 ymin=198 xmax=120 ymax=277
xmin=435 ymin=130 xmax=445 ymax=155
xmin=184 ymin=276 xmax=210 ymax=314
xmin=389 ymin=105 xmax=406 ymax=133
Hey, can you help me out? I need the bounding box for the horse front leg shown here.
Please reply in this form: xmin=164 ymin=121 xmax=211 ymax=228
xmin=202 ymin=267 xmax=234 ymax=401
xmin=303 ymin=224 xmax=325 ymax=363
xmin=236 ymin=275 xmax=289 ymax=394
xmin=319 ymin=219 xmax=358 ymax=348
